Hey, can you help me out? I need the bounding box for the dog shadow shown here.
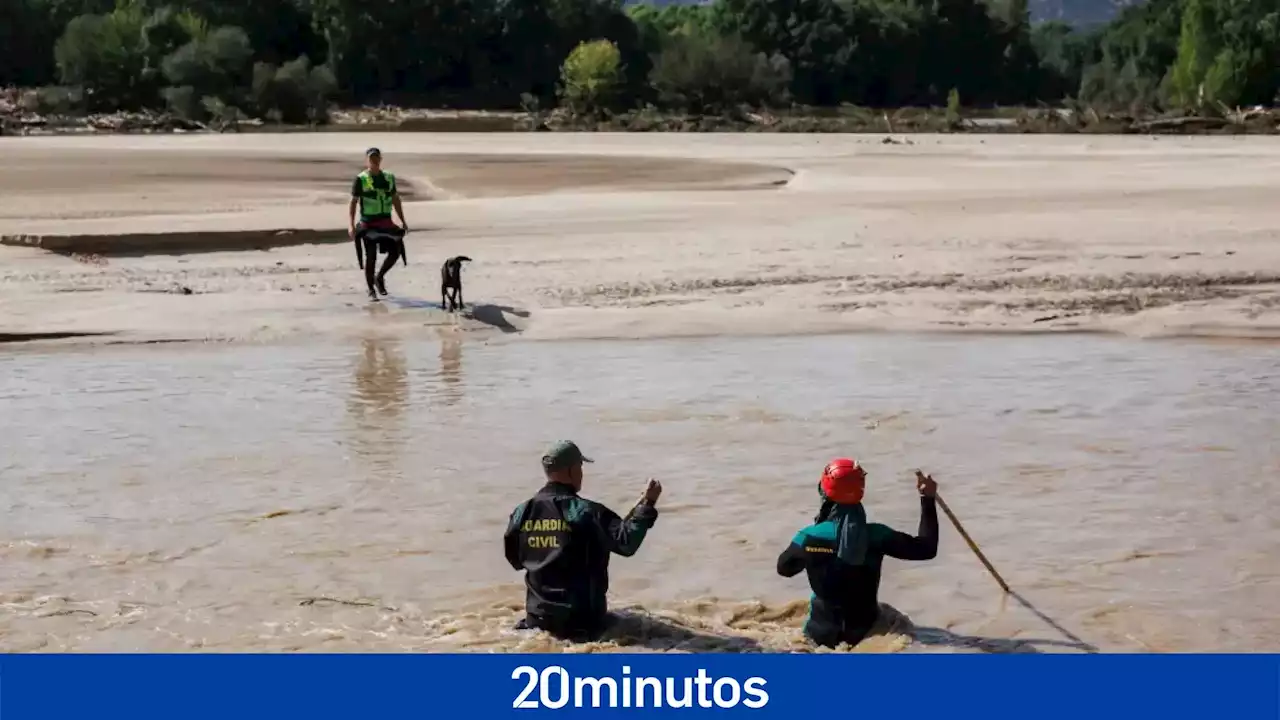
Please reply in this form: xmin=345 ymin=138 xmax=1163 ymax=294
xmin=464 ymin=304 xmax=531 ymax=334
xmin=383 ymin=298 xmax=529 ymax=333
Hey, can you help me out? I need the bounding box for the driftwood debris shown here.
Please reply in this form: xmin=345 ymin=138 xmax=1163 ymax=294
xmin=4 ymin=86 xmax=1278 ymax=136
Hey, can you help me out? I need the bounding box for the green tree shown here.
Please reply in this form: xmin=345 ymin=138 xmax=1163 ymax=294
xmin=1078 ymin=0 xmax=1182 ymax=108
xmin=628 ymin=3 xmax=722 ymax=54
xmin=946 ymin=86 xmax=962 ymax=127
xmin=1 ymin=0 xmax=61 ymax=85
xmin=54 ymin=3 xmax=152 ymax=110
xmin=649 ymin=30 xmax=790 ymax=112
xmin=142 ymin=5 xmax=208 ymax=60
xmin=1169 ymin=0 xmax=1216 ymax=108
xmin=251 ymin=55 xmax=337 ymax=123
xmin=1205 ymin=0 xmax=1280 ymax=106
xmin=719 ymin=0 xmax=856 ymax=106
xmin=558 ymin=38 xmax=623 ymax=115
xmin=546 ymin=0 xmax=650 ymax=107
xmin=165 ymin=0 xmax=323 ymax=66
xmin=2 ymin=0 xmax=1275 ymax=123
xmin=159 ymin=25 xmax=253 ymax=119
xmin=1032 ymin=21 xmax=1096 ymax=101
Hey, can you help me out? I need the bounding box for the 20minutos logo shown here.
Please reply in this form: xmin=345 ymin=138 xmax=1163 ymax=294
xmin=512 ymin=665 xmax=769 ymax=709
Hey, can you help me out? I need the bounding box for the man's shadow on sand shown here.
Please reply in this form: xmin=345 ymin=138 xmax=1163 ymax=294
xmin=385 ymin=298 xmax=530 ymax=333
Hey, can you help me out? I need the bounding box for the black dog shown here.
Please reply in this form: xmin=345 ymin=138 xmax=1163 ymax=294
xmin=441 ymin=256 xmax=472 ymax=312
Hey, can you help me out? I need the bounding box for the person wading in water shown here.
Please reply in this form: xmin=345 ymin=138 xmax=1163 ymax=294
xmin=347 ymin=147 xmax=409 ymax=301
xmin=503 ymin=440 xmax=662 ymax=642
xmin=776 ymin=459 xmax=939 ymax=648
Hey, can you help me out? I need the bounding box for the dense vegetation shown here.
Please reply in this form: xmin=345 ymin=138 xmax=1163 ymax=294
xmin=0 ymin=0 xmax=1276 ymax=125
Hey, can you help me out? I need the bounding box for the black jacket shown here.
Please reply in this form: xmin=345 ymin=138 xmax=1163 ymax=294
xmin=504 ymin=482 xmax=658 ymax=638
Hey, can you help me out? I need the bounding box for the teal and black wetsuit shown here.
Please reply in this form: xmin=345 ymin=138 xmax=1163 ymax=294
xmin=777 ymin=496 xmax=938 ymax=647
xmin=504 ymin=481 xmax=658 ymax=641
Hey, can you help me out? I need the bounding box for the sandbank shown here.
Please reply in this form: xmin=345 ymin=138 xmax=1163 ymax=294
xmin=2 ymin=132 xmax=1278 ymax=346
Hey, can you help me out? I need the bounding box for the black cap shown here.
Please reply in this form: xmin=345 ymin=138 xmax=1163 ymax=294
xmin=365 ymin=147 xmax=381 ymax=157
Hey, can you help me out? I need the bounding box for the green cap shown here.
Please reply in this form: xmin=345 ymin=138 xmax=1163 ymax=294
xmin=542 ymin=440 xmax=593 ymax=470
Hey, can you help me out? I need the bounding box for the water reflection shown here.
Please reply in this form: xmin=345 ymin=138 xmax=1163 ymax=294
xmin=346 ymin=336 xmax=410 ymax=475
xmin=438 ymin=335 xmax=464 ymax=406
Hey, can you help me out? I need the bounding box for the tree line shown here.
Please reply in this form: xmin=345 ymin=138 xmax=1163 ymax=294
xmin=1 ymin=0 xmax=1276 ymax=125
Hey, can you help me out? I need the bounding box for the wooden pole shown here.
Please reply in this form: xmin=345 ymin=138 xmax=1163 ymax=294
xmin=935 ymin=493 xmax=1011 ymax=594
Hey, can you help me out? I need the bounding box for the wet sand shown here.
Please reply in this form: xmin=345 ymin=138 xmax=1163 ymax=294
xmin=1 ymin=133 xmax=1279 ymax=345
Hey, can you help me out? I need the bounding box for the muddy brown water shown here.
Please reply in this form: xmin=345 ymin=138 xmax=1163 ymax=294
xmin=1 ymin=331 xmax=1277 ymax=652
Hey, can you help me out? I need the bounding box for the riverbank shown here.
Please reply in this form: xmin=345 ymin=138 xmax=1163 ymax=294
xmin=2 ymin=132 xmax=1279 ymax=347
xmin=3 ymin=88 xmax=1279 ymax=137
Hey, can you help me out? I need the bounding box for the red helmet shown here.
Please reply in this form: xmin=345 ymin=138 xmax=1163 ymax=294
xmin=820 ymin=458 xmax=866 ymax=504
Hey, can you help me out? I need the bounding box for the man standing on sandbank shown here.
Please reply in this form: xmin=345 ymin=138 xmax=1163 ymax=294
xmin=504 ymin=440 xmax=662 ymax=642
xmin=348 ymin=147 xmax=409 ymax=301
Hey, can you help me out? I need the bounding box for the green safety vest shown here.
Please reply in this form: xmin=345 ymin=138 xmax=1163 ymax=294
xmin=358 ymin=170 xmax=396 ymax=217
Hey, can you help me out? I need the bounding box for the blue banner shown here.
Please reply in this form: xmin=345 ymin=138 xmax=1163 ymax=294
xmin=1 ymin=654 xmax=1277 ymax=719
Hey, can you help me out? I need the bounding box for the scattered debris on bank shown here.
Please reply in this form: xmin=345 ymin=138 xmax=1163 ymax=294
xmin=4 ymin=87 xmax=1278 ymax=136
xmin=1 ymin=87 xmax=210 ymax=135
xmin=547 ymin=105 xmax=1280 ymax=135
